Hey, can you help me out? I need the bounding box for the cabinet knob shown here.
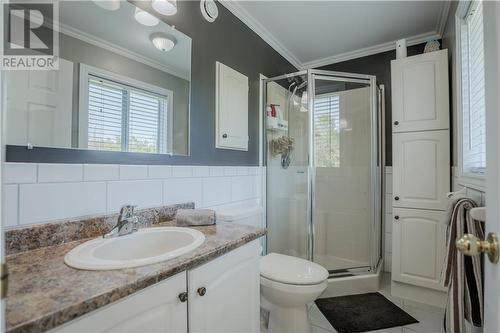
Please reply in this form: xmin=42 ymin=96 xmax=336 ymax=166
xmin=394 ymin=196 xmax=400 ymax=201
xmin=197 ymin=287 xmax=206 ymax=296
xmin=394 ymin=121 xmax=399 ymax=126
xmin=222 ymin=133 xmax=228 ymax=139
xmin=394 ymin=215 xmax=400 ymax=220
xmin=178 ymin=292 xmax=188 ymax=302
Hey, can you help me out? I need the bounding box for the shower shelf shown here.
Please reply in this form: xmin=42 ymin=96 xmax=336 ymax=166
xmin=267 ymin=117 xmax=288 ymax=131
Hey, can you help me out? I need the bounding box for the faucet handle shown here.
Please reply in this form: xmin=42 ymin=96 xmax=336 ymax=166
xmin=119 ymin=205 xmax=137 ymax=218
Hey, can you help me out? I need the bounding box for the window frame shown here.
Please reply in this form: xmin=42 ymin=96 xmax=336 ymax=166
xmin=79 ymin=64 xmax=174 ymax=154
xmin=455 ymin=0 xmax=486 ymax=191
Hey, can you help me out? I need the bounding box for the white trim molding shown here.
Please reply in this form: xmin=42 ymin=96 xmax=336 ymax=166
xmin=219 ymin=1 xmax=451 ymax=69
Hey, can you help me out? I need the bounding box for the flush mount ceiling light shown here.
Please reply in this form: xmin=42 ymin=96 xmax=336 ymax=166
xmin=200 ymin=0 xmax=218 ymax=23
xmin=134 ymin=7 xmax=159 ymax=26
xmin=151 ymin=33 xmax=177 ymax=52
xmin=152 ymin=0 xmax=177 ymax=16
xmin=92 ymin=0 xmax=120 ymax=11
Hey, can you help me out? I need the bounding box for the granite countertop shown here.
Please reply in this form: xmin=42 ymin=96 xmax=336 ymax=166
xmin=6 ymin=221 xmax=266 ymax=333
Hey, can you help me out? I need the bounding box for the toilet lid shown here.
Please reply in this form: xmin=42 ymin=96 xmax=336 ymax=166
xmin=260 ymin=253 xmax=329 ymax=285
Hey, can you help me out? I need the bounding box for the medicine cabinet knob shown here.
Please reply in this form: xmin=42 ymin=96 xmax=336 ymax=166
xmin=394 ymin=215 xmax=399 ymax=220
xmin=222 ymin=133 xmax=228 ymax=138
xmin=394 ymin=121 xmax=399 ymax=126
xmin=394 ymin=196 xmax=400 ymax=201
xmin=197 ymin=287 xmax=207 ymax=296
xmin=178 ymin=292 xmax=188 ymax=302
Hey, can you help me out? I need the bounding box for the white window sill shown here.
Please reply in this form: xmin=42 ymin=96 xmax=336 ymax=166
xmin=455 ymin=174 xmax=486 ymax=192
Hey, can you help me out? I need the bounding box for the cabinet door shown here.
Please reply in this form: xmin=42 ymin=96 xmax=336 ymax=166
xmin=391 ymin=49 xmax=449 ymax=132
xmin=392 ymin=208 xmax=447 ymax=291
xmin=189 ymin=240 xmax=260 ymax=333
xmin=52 ymin=272 xmax=187 ymax=333
xmin=393 ymin=130 xmax=450 ymax=210
xmin=215 ymin=61 xmax=249 ymax=151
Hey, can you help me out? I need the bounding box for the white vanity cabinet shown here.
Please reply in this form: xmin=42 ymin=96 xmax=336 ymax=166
xmin=52 ymin=272 xmax=188 ymax=333
xmin=188 ymin=240 xmax=260 ymax=333
xmin=51 ymin=241 xmax=260 ymax=333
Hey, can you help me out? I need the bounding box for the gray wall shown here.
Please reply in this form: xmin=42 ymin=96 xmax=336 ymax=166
xmin=7 ymin=0 xmax=296 ymax=165
xmin=60 ymin=33 xmax=190 ymax=155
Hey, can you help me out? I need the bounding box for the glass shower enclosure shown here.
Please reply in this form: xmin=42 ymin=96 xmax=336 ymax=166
xmin=264 ymin=69 xmax=383 ymax=277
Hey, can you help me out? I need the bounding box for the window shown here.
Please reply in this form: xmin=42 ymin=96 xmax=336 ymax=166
xmin=80 ymin=65 xmax=172 ymax=154
xmin=314 ymin=94 xmax=340 ymax=167
xmin=458 ymin=1 xmax=486 ymax=177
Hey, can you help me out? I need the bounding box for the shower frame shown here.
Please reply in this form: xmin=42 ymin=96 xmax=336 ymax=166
xmin=263 ymin=69 xmax=385 ymax=276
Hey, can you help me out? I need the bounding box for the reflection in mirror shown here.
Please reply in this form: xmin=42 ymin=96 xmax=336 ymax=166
xmin=4 ymin=0 xmax=191 ymax=156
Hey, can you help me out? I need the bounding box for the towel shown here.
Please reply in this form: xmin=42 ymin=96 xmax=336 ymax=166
xmin=175 ymin=209 xmax=216 ymax=226
xmin=442 ymin=194 xmax=484 ymax=333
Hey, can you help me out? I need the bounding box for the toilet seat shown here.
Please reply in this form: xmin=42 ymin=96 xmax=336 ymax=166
xmin=260 ymin=253 xmax=329 ymax=285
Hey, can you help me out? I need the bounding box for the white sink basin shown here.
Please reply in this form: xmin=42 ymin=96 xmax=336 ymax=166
xmin=65 ymin=227 xmax=205 ymax=270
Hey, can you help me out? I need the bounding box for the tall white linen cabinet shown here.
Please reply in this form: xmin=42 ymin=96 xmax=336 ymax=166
xmin=390 ymin=49 xmax=450 ymax=307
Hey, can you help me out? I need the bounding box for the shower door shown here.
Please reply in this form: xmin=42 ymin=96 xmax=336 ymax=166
xmin=264 ymin=70 xmax=382 ymax=276
xmin=310 ymin=71 xmax=381 ymax=276
xmin=265 ymin=71 xmax=310 ymax=259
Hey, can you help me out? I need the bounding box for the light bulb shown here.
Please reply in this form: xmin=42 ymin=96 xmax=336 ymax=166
xmin=134 ymin=7 xmax=159 ymax=26
xmin=152 ymin=0 xmax=177 ymax=16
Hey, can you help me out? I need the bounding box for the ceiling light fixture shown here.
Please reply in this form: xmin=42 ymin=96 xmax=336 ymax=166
xmin=92 ymin=0 xmax=120 ymax=11
xmin=151 ymin=33 xmax=177 ymax=52
xmin=134 ymin=7 xmax=159 ymax=26
xmin=152 ymin=0 xmax=177 ymax=16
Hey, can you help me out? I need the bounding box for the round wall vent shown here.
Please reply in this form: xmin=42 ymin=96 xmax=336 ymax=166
xmin=200 ymin=0 xmax=218 ymax=22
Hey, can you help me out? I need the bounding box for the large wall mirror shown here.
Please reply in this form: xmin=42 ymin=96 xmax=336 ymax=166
xmin=4 ymin=0 xmax=191 ymax=157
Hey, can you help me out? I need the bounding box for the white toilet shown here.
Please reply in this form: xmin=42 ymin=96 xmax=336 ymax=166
xmin=215 ymin=204 xmax=329 ymax=333
xmin=260 ymin=253 xmax=329 ymax=333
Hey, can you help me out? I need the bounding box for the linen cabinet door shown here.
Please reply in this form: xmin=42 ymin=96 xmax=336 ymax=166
xmin=392 ymin=208 xmax=447 ymax=291
xmin=188 ymin=240 xmax=260 ymax=333
xmin=52 ymin=272 xmax=188 ymax=333
xmin=391 ymin=49 xmax=449 ymax=133
xmin=392 ymin=130 xmax=450 ymax=210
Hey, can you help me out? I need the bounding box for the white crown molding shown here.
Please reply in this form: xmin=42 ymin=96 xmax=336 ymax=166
xmin=59 ymin=23 xmax=190 ymax=81
xmin=218 ymin=0 xmax=302 ymax=69
xmin=220 ymin=0 xmax=449 ymax=70
xmin=436 ymin=0 xmax=452 ymax=37
xmin=300 ymin=31 xmax=440 ymax=69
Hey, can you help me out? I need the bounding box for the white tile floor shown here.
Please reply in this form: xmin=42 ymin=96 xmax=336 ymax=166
xmin=262 ymin=273 xmax=446 ymax=333
xmin=309 ymin=273 xmax=445 ymax=333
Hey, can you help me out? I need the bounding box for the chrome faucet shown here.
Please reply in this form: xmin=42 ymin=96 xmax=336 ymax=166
xmin=103 ymin=205 xmax=139 ymax=238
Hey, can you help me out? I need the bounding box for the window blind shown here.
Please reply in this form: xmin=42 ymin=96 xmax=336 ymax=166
xmin=314 ymin=95 xmax=340 ymax=167
xmin=461 ymin=1 xmax=485 ymax=175
xmin=88 ymin=78 xmax=124 ymax=151
xmin=87 ymin=75 xmax=168 ymax=153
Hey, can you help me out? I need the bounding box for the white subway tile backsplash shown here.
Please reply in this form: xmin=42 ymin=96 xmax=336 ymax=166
xmin=224 ymin=167 xmax=239 ymax=176
xmin=4 ymin=163 xmax=37 ymax=184
xmin=237 ymin=167 xmax=249 ymax=176
xmin=248 ymin=167 xmax=260 ymax=175
xmin=38 ymin=164 xmax=83 ymax=183
xmin=171 ymin=166 xmax=192 ymax=178
xmin=107 ymin=180 xmax=163 ymax=213
xmin=119 ymin=165 xmax=148 ymax=180
xmin=231 ymin=176 xmax=256 ymax=201
xmin=148 ymin=165 xmax=172 ymax=179
xmin=164 ymin=178 xmax=202 ymax=208
xmin=209 ymin=166 xmax=225 ymax=177
xmin=192 ymin=166 xmax=210 ymax=177
xmin=19 ymin=182 xmax=106 ymax=225
xmin=4 ymin=162 xmax=263 ymax=227
xmin=202 ymin=177 xmax=231 ymax=207
xmin=84 ymin=164 xmax=119 ymax=181
xmin=3 ymin=185 xmax=18 ymax=227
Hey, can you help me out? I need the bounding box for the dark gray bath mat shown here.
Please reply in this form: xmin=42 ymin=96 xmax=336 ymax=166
xmin=315 ymin=292 xmax=418 ymax=333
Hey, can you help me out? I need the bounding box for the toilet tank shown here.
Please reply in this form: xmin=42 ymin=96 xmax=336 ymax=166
xmin=215 ymin=204 xmax=263 ymax=228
